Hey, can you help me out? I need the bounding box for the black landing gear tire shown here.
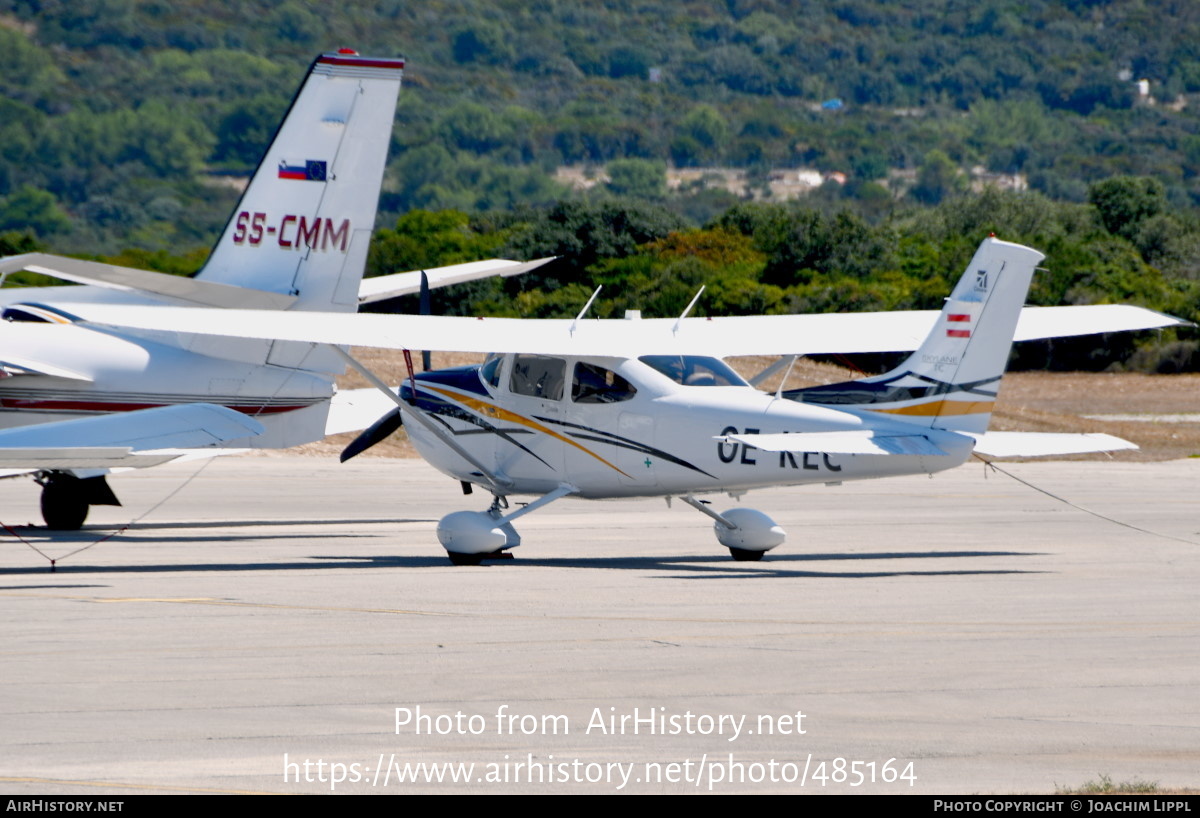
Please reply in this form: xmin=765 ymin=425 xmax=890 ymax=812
xmin=728 ymin=547 xmax=765 ymax=562
xmin=41 ymin=479 xmax=89 ymax=530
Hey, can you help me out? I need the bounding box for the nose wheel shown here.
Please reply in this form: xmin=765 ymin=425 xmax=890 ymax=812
xmin=438 ymin=484 xmax=579 ymax=565
xmin=678 ymin=495 xmax=786 ymax=561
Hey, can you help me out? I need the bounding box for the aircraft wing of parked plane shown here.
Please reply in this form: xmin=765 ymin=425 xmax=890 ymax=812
xmin=63 ymin=238 xmax=1186 ymax=565
xmin=68 ymin=297 xmax=1184 ymax=359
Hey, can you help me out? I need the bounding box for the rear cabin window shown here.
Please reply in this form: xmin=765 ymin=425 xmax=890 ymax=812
xmin=572 ymin=363 xmax=637 ymax=404
xmin=509 ymin=354 xmax=566 ymax=400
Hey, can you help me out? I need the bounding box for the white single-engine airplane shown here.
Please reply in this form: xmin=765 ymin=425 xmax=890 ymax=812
xmin=71 ymin=236 xmax=1184 ymax=564
xmin=0 ymin=51 xmax=550 ymax=529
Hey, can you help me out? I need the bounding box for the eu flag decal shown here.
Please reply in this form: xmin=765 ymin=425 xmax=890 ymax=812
xmin=278 ymin=160 xmax=328 ymax=181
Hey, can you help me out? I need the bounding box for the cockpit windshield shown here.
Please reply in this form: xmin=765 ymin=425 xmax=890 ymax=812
xmin=637 ymin=355 xmax=748 ymax=387
xmin=480 ymin=354 xmax=503 ymax=389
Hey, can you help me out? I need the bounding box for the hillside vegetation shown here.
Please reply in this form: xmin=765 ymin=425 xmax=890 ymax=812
xmin=1 ymin=1 xmax=1198 ymax=369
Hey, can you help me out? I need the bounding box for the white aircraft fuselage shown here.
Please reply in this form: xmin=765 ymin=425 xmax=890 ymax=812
xmin=403 ymin=353 xmax=975 ymax=500
xmin=0 ymin=294 xmax=334 ymax=451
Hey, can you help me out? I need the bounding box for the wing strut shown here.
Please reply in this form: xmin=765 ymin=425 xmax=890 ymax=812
xmin=747 ymin=355 xmax=793 ymax=388
xmin=775 ymin=355 xmax=798 ymax=399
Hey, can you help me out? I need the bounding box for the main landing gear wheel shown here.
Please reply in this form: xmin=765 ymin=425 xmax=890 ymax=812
xmin=728 ymin=547 xmax=766 ymax=562
xmin=40 ymin=479 xmax=89 ymax=530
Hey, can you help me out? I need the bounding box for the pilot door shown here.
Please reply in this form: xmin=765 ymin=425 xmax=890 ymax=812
xmin=496 ymin=354 xmax=568 ymax=482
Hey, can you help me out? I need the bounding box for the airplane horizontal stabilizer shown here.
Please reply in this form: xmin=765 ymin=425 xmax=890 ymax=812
xmin=0 ymin=448 xmax=177 ymax=469
xmin=0 ymin=253 xmax=297 ymax=309
xmin=718 ymin=430 xmax=951 ymax=457
xmin=0 ymin=404 xmax=265 ymax=464
xmin=358 ymin=257 xmax=555 ymax=304
xmin=968 ymin=431 xmax=1137 ymax=457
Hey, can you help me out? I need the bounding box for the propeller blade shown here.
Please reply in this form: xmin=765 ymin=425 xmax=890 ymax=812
xmin=340 ymin=408 xmax=404 ymax=462
xmin=419 ymin=270 xmax=432 ymax=371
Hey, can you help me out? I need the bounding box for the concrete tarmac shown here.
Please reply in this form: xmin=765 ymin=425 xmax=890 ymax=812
xmin=1 ymin=455 xmax=1197 ymax=794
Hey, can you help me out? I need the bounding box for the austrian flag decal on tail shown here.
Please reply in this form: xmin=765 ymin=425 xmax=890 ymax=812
xmin=278 ymin=160 xmax=327 ymax=181
xmin=946 ymin=314 xmax=971 ymax=338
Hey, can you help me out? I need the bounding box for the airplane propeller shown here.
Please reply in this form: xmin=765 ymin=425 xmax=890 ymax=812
xmin=419 ymin=269 xmax=432 ymax=371
xmin=340 ymin=407 xmax=403 ymax=462
xmin=341 ymin=270 xmax=430 ymax=462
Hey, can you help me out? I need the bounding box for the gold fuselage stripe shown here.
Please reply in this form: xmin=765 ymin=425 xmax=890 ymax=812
xmin=424 ymin=385 xmax=632 ymax=478
xmin=874 ymin=399 xmax=994 ymax=417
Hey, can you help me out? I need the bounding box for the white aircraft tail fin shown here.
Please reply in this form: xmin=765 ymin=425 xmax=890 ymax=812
xmin=194 ymin=52 xmax=404 ymax=313
xmin=790 ymin=237 xmax=1045 ymax=434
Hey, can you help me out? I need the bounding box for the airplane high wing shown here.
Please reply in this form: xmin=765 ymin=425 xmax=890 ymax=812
xmin=62 ymin=238 xmax=1187 ymax=565
xmin=68 ymin=300 xmax=1183 ymax=358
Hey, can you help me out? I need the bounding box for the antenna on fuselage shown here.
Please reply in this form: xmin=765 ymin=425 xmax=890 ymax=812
xmin=673 ymin=285 xmax=706 ymax=334
xmin=570 ymin=285 xmax=602 ymax=336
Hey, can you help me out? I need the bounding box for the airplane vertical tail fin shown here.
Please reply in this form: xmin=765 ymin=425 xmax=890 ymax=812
xmin=195 ymin=52 xmax=404 ymax=313
xmin=788 ymin=237 xmax=1045 ymax=434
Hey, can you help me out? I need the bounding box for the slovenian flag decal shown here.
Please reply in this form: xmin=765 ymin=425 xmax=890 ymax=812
xmin=278 ymin=159 xmax=328 ymax=181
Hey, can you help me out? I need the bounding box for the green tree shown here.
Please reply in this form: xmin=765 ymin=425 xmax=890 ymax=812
xmin=452 ymin=21 xmax=515 ymax=65
xmin=911 ymin=150 xmax=967 ymax=205
xmin=367 ymin=209 xmax=505 ymax=277
xmin=0 ymin=186 xmax=71 ymax=237
xmin=605 ymin=159 xmax=666 ymax=199
xmin=215 ymin=94 xmax=286 ymax=166
xmin=671 ymin=106 xmax=730 ymax=167
xmin=503 ymin=200 xmax=687 ymax=286
xmin=1088 ymin=176 xmax=1165 ymax=242
xmin=268 ymin=2 xmax=321 ymax=45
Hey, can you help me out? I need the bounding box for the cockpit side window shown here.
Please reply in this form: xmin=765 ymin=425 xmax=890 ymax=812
xmin=572 ymin=362 xmax=637 ymax=404
xmin=638 ymin=355 xmax=748 ymax=387
xmin=509 ymin=354 xmax=566 ymax=400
